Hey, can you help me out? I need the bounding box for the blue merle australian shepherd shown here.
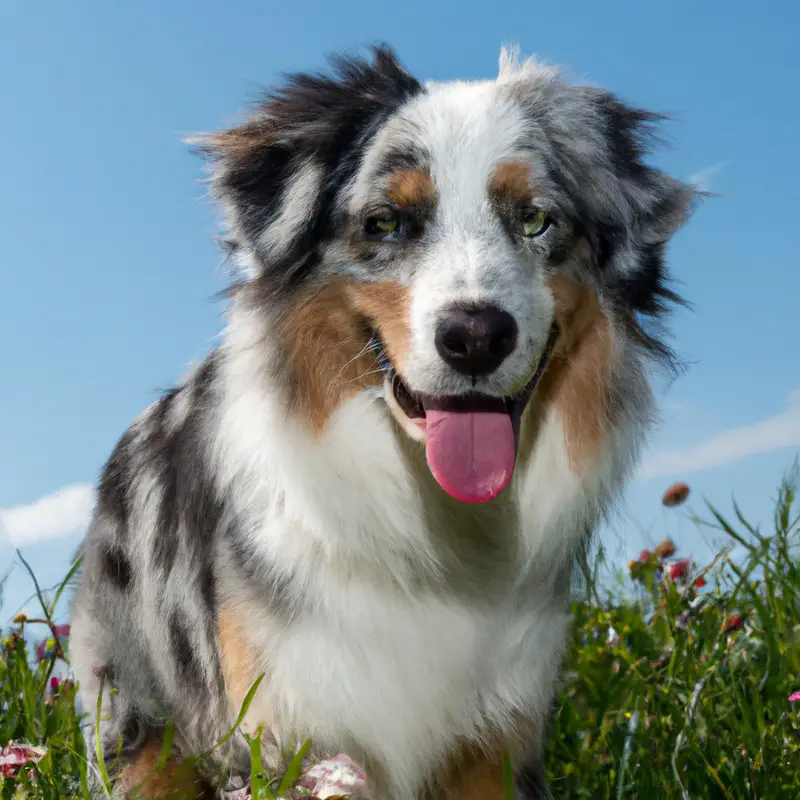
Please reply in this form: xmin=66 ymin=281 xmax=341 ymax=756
xmin=70 ymin=45 xmax=698 ymax=799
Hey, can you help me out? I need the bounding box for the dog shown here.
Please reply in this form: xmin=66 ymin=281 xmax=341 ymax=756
xmin=69 ymin=44 xmax=697 ymax=799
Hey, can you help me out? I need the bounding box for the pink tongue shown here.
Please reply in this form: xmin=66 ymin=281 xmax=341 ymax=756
xmin=424 ymin=397 xmax=516 ymax=503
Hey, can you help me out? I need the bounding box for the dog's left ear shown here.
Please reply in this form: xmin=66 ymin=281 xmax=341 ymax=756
xmin=553 ymin=86 xmax=699 ymax=312
xmin=188 ymin=46 xmax=421 ymax=286
xmin=582 ymin=89 xmax=702 ymax=317
xmin=499 ymin=48 xmax=699 ymax=318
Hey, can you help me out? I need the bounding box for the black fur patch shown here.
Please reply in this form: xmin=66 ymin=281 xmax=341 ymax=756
xmin=197 ymin=45 xmax=424 ymax=292
xmin=102 ymin=544 xmax=133 ymax=591
xmin=147 ymin=354 xmax=224 ymax=575
xmin=515 ymin=758 xmax=550 ymax=800
xmin=227 ymin=534 xmax=298 ymax=618
xmin=169 ymin=610 xmax=204 ymax=688
xmin=97 ymin=429 xmax=135 ymax=530
xmin=200 ymin=562 xmax=216 ymax=618
xmin=150 ymin=390 xmax=181 ymax=573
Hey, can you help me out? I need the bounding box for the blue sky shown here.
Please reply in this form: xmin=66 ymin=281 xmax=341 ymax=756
xmin=2 ymin=0 xmax=799 ymax=618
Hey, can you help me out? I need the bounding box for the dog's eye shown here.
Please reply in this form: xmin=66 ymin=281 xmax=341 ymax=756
xmin=522 ymin=208 xmax=550 ymax=238
xmin=364 ymin=210 xmax=399 ymax=238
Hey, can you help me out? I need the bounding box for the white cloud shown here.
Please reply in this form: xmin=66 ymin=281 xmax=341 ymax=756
xmin=639 ymin=389 xmax=800 ymax=480
xmin=0 ymin=484 xmax=95 ymax=546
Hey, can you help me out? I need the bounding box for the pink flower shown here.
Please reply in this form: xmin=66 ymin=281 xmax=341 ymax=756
xmin=667 ymin=559 xmax=691 ymax=580
xmin=34 ymin=625 xmax=70 ymax=662
xmin=639 ymin=549 xmax=653 ymax=563
xmin=53 ymin=624 xmax=70 ymax=639
xmin=789 ymin=692 xmax=800 ymax=703
xmin=0 ymin=743 xmax=47 ymax=778
xmin=296 ymin=754 xmax=367 ymax=798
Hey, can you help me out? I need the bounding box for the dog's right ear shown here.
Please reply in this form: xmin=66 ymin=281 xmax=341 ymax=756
xmin=187 ymin=115 xmax=303 ymax=280
xmin=187 ymin=46 xmax=422 ymax=287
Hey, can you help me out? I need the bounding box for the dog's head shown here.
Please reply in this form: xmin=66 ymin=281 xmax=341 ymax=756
xmin=195 ymin=46 xmax=696 ymax=504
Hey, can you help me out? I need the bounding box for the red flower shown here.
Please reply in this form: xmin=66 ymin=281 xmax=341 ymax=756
xmin=694 ymin=577 xmax=707 ymax=588
xmin=49 ymin=677 xmax=61 ymax=692
xmin=639 ymin=549 xmax=653 ymax=563
xmin=667 ymin=559 xmax=691 ymax=580
xmin=663 ymin=482 xmax=690 ymax=507
xmin=723 ymin=615 xmax=743 ymax=632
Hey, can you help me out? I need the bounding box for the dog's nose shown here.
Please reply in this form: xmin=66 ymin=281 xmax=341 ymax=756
xmin=435 ymin=305 xmax=518 ymax=377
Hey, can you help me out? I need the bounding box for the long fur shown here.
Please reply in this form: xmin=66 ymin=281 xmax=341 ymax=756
xmin=70 ymin=45 xmax=698 ymax=799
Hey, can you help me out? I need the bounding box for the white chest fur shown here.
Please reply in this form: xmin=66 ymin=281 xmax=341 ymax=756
xmin=213 ymin=339 xmax=630 ymax=796
xmin=261 ymin=576 xmax=569 ymax=798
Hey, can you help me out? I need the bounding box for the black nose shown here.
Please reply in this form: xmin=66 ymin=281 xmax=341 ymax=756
xmin=434 ymin=305 xmax=518 ymax=377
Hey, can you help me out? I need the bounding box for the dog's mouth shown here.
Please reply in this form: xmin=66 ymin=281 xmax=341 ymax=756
xmin=371 ymin=325 xmax=559 ymax=504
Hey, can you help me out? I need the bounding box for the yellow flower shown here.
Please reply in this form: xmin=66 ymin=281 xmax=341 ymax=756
xmin=12 ymin=613 xmax=27 ymax=624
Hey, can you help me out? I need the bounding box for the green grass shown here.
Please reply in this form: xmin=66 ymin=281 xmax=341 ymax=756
xmin=2 ymin=464 xmax=799 ymax=798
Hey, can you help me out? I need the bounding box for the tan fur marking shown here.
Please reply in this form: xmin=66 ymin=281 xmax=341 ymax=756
xmin=526 ymin=276 xmax=613 ymax=472
xmin=218 ymin=607 xmax=259 ymax=709
xmin=277 ymin=279 xmax=411 ymax=433
xmin=116 ymin=735 xmax=208 ymax=799
xmin=344 ymin=280 xmax=411 ymax=374
xmin=488 ymin=160 xmax=533 ymax=206
xmin=428 ymin=720 xmax=536 ymax=800
xmin=427 ymin=746 xmax=505 ymax=800
xmin=386 ymin=168 xmax=436 ymax=209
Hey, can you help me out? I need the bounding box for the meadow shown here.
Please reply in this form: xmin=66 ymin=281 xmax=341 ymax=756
xmin=2 ymin=464 xmax=799 ymax=799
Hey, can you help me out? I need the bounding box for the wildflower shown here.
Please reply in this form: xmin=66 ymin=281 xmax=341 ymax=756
xmin=694 ymin=576 xmax=707 ymax=588
xmin=34 ymin=625 xmax=69 ymax=661
xmin=667 ymin=559 xmax=691 ymax=581
xmin=662 ymin=481 xmax=690 ymax=507
xmin=639 ymin=549 xmax=653 ymax=562
xmin=296 ymin=754 xmax=367 ymax=798
xmin=50 ymin=677 xmax=62 ymax=692
xmin=723 ymin=615 xmax=743 ymax=633
xmin=12 ymin=613 xmax=27 ymax=624
xmin=789 ymin=692 xmax=800 ymax=703
xmin=0 ymin=743 xmax=47 ymax=778
xmin=53 ymin=624 xmax=70 ymax=640
xmin=655 ymin=539 xmax=676 ymax=559
xmin=36 ymin=637 xmax=57 ymax=661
